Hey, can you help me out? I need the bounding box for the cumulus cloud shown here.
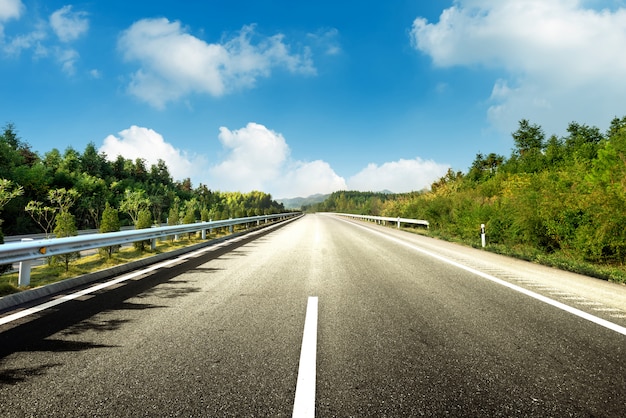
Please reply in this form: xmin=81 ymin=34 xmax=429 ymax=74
xmin=99 ymin=123 xmax=450 ymax=197
xmin=99 ymin=126 xmax=206 ymax=181
xmin=118 ymin=19 xmax=316 ymax=108
xmin=274 ymin=160 xmax=347 ymax=198
xmin=410 ymin=0 xmax=626 ymax=133
xmin=49 ymin=5 xmax=88 ymax=42
xmin=208 ymin=123 xmax=346 ymax=197
xmin=210 ymin=123 xmax=291 ymax=191
xmin=347 ymin=158 xmax=450 ymax=193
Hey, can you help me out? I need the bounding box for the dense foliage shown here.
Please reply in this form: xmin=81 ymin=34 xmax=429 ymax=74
xmin=311 ymin=116 xmax=626 ymax=276
xmin=0 ymin=123 xmax=287 ymax=239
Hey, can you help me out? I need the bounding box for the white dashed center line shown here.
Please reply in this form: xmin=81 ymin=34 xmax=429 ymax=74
xmin=292 ymin=296 xmax=318 ymax=418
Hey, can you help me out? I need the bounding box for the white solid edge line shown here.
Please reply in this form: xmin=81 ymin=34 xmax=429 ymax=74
xmin=343 ymin=218 xmax=626 ymax=337
xmin=293 ymin=296 xmax=319 ymax=418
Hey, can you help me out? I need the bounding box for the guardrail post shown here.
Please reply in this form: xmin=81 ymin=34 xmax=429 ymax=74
xmin=229 ymin=218 xmax=233 ymax=233
xmin=150 ymin=225 xmax=157 ymax=250
xmin=18 ymin=238 xmax=33 ymax=287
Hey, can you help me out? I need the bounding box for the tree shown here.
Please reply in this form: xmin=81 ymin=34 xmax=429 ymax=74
xmin=25 ymin=200 xmax=56 ymax=238
xmin=0 ymin=125 xmax=26 ymax=179
xmin=120 ymin=189 xmax=150 ymax=226
xmin=80 ymin=142 xmax=107 ymax=178
xmin=168 ymin=201 xmax=180 ymax=226
xmin=133 ymin=208 xmax=153 ymax=250
xmin=53 ymin=211 xmax=79 ymax=271
xmin=0 ymin=179 xmax=24 ymax=209
xmin=468 ymin=153 xmax=504 ymax=182
xmin=60 ymin=146 xmax=81 ymax=174
xmin=75 ymin=174 xmax=109 ymax=229
xmin=149 ymin=159 xmax=173 ymax=186
xmin=0 ymin=179 xmax=23 ymax=275
xmin=133 ymin=158 xmax=148 ymax=182
xmin=100 ymin=203 xmax=121 ymax=258
xmin=564 ymin=121 xmax=603 ymax=163
xmin=48 ymin=188 xmax=80 ymax=212
xmin=512 ymin=119 xmax=545 ymax=155
xmin=509 ymin=120 xmax=546 ymax=173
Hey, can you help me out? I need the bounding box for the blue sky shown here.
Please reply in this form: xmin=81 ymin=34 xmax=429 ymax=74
xmin=2 ymin=0 xmax=626 ymax=198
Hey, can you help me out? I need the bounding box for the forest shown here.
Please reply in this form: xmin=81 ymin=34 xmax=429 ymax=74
xmin=0 ymin=123 xmax=287 ymax=242
xmin=310 ymin=116 xmax=626 ymax=282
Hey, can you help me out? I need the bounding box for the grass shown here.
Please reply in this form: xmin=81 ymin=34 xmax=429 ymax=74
xmin=0 ymin=231 xmax=228 ymax=298
xmin=400 ymin=226 xmax=626 ymax=285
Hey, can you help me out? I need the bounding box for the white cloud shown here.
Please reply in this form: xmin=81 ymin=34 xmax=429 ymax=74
xmin=210 ymin=123 xmax=290 ymax=191
xmin=411 ymin=0 xmax=626 ymax=134
xmin=208 ymin=123 xmax=346 ymax=197
xmin=2 ymin=24 xmax=46 ymax=55
xmin=55 ymin=47 xmax=79 ymax=75
xmin=49 ymin=5 xmax=88 ymax=43
xmin=118 ymin=19 xmax=316 ymax=108
xmin=307 ymin=28 xmax=341 ymax=56
xmin=0 ymin=0 xmax=23 ymax=22
xmin=273 ymin=160 xmax=347 ymax=198
xmin=99 ymin=126 xmax=206 ymax=181
xmin=99 ymin=123 xmax=450 ymax=197
xmin=1 ymin=3 xmax=88 ymax=75
xmin=347 ymin=158 xmax=450 ymax=193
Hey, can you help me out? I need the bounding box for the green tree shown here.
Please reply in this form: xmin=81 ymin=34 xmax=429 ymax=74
xmin=509 ymin=119 xmax=546 ymax=173
xmin=25 ymin=200 xmax=56 ymax=238
xmin=100 ymin=203 xmax=121 ymax=258
xmin=512 ymin=119 xmax=545 ymax=155
xmin=133 ymin=208 xmax=153 ymax=250
xmin=563 ymin=121 xmax=603 ymax=164
xmin=0 ymin=179 xmax=24 ymax=209
xmin=80 ymin=142 xmax=107 ymax=178
xmin=75 ymin=174 xmax=110 ymax=229
xmin=120 ymin=189 xmax=150 ymax=226
xmin=53 ymin=211 xmax=79 ymax=271
xmin=48 ymin=188 xmax=80 ymax=213
xmin=168 ymin=201 xmax=180 ymax=226
xmin=0 ymin=179 xmax=24 ymax=275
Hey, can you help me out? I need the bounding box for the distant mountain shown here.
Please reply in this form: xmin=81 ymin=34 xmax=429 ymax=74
xmin=277 ymin=193 xmax=330 ymax=210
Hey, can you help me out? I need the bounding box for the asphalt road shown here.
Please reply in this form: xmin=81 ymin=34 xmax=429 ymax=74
xmin=1 ymin=213 xmax=625 ymax=417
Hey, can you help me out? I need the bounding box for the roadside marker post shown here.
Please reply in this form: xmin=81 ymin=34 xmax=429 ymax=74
xmin=481 ymin=224 xmax=486 ymax=248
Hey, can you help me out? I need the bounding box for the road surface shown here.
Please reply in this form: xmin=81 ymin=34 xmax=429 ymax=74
xmin=1 ymin=214 xmax=625 ymax=416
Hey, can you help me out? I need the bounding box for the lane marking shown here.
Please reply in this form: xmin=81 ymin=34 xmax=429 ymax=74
xmin=293 ymin=296 xmax=318 ymax=418
xmin=341 ymin=218 xmax=626 ymax=337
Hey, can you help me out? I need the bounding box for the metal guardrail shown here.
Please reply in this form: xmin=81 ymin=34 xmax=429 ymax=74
xmin=0 ymin=213 xmax=301 ymax=286
xmin=332 ymin=213 xmax=429 ymax=228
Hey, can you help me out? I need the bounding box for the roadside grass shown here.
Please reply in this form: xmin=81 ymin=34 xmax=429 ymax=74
xmin=0 ymin=231 xmax=226 ymax=298
xmin=398 ymin=225 xmax=626 ymax=285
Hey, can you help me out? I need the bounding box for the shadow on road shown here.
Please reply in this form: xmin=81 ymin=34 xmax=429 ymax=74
xmin=0 ymin=219 xmax=292 ymax=385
